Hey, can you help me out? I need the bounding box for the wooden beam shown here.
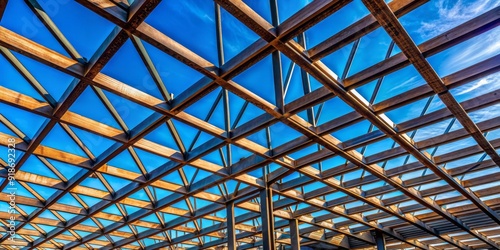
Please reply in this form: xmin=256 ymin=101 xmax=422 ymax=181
xmin=308 ymin=0 xmax=428 ymax=60
xmin=214 ymin=1 xmax=498 ymax=248
xmin=59 ymin=142 xmax=268 ymax=249
xmin=289 ymin=33 xmax=497 ymax=250
xmin=0 ymin=0 xmax=496 ymax=248
xmin=277 ymin=0 xmax=352 ymax=41
xmin=373 ymin=54 xmax=500 ymax=114
xmin=75 ymin=0 xmax=127 ymax=26
xmin=74 ymin=0 xmax=484 ymax=248
xmin=362 ymin=0 xmax=500 ymax=227
xmin=12 ymin=0 xmax=162 ymax=248
xmin=281 ymin=117 xmax=500 ymax=228
xmin=307 ymin=53 xmax=500 ymax=136
xmin=318 ymin=174 xmax=500 ymax=231
xmin=0 ymin=26 xmax=84 ymax=77
xmin=135 ymin=22 xmax=218 ymax=78
xmin=343 ymin=6 xmax=500 ymax=89
xmin=0 ymin=47 xmax=57 ymax=105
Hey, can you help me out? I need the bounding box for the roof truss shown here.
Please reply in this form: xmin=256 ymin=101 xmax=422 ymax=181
xmin=0 ymin=0 xmax=499 ymax=249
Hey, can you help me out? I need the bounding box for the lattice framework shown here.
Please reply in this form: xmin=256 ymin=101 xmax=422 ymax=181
xmin=0 ymin=0 xmax=499 ymax=249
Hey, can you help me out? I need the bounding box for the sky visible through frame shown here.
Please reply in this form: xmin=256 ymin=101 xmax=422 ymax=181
xmin=0 ymin=0 xmax=499 ymax=248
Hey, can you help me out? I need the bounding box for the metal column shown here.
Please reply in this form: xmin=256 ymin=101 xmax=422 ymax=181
xmin=374 ymin=230 xmax=386 ymax=250
xmin=227 ymin=200 xmax=236 ymax=250
xmin=260 ymin=188 xmax=275 ymax=250
xmin=289 ymin=219 xmax=300 ymax=250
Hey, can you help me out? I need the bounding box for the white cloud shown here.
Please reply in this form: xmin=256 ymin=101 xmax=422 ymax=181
xmin=412 ymin=119 xmax=452 ymax=141
xmin=469 ymin=103 xmax=500 ymax=123
xmin=455 ymin=72 xmax=500 ymax=96
xmin=420 ymin=0 xmax=500 ymax=76
xmin=418 ymin=0 xmax=500 ymax=39
xmin=176 ymin=1 xmax=214 ymax=23
xmin=448 ymin=30 xmax=500 ymax=71
xmin=389 ymin=75 xmax=423 ymax=92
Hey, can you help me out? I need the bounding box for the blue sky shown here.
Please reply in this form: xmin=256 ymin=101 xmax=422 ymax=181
xmin=0 ymin=0 xmax=499 ymax=246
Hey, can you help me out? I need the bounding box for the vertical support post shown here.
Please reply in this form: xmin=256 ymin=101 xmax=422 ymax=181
xmin=270 ymin=0 xmax=284 ymax=112
xmin=260 ymin=188 xmax=275 ymax=250
xmin=0 ymin=0 xmax=7 ymax=22
xmin=374 ymin=230 xmax=386 ymax=250
xmin=289 ymin=219 xmax=300 ymax=250
xmin=227 ymin=200 xmax=236 ymax=250
xmin=297 ymin=33 xmax=315 ymax=126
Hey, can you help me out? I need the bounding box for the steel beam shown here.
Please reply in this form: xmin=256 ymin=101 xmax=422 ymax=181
xmin=289 ymin=219 xmax=300 ymax=250
xmin=373 ymin=230 xmax=386 ymax=250
xmin=227 ymin=201 xmax=237 ymax=250
xmin=260 ymin=188 xmax=276 ymax=250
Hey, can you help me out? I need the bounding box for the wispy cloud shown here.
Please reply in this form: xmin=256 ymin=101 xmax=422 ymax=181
xmin=469 ymin=103 xmax=500 ymax=123
xmin=412 ymin=119 xmax=452 ymax=141
xmin=455 ymin=72 xmax=500 ymax=96
xmin=420 ymin=0 xmax=500 ymax=75
xmin=418 ymin=0 xmax=500 ymax=39
xmin=447 ymin=30 xmax=500 ymax=71
xmin=389 ymin=75 xmax=423 ymax=92
xmin=175 ymin=1 xmax=214 ymax=23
